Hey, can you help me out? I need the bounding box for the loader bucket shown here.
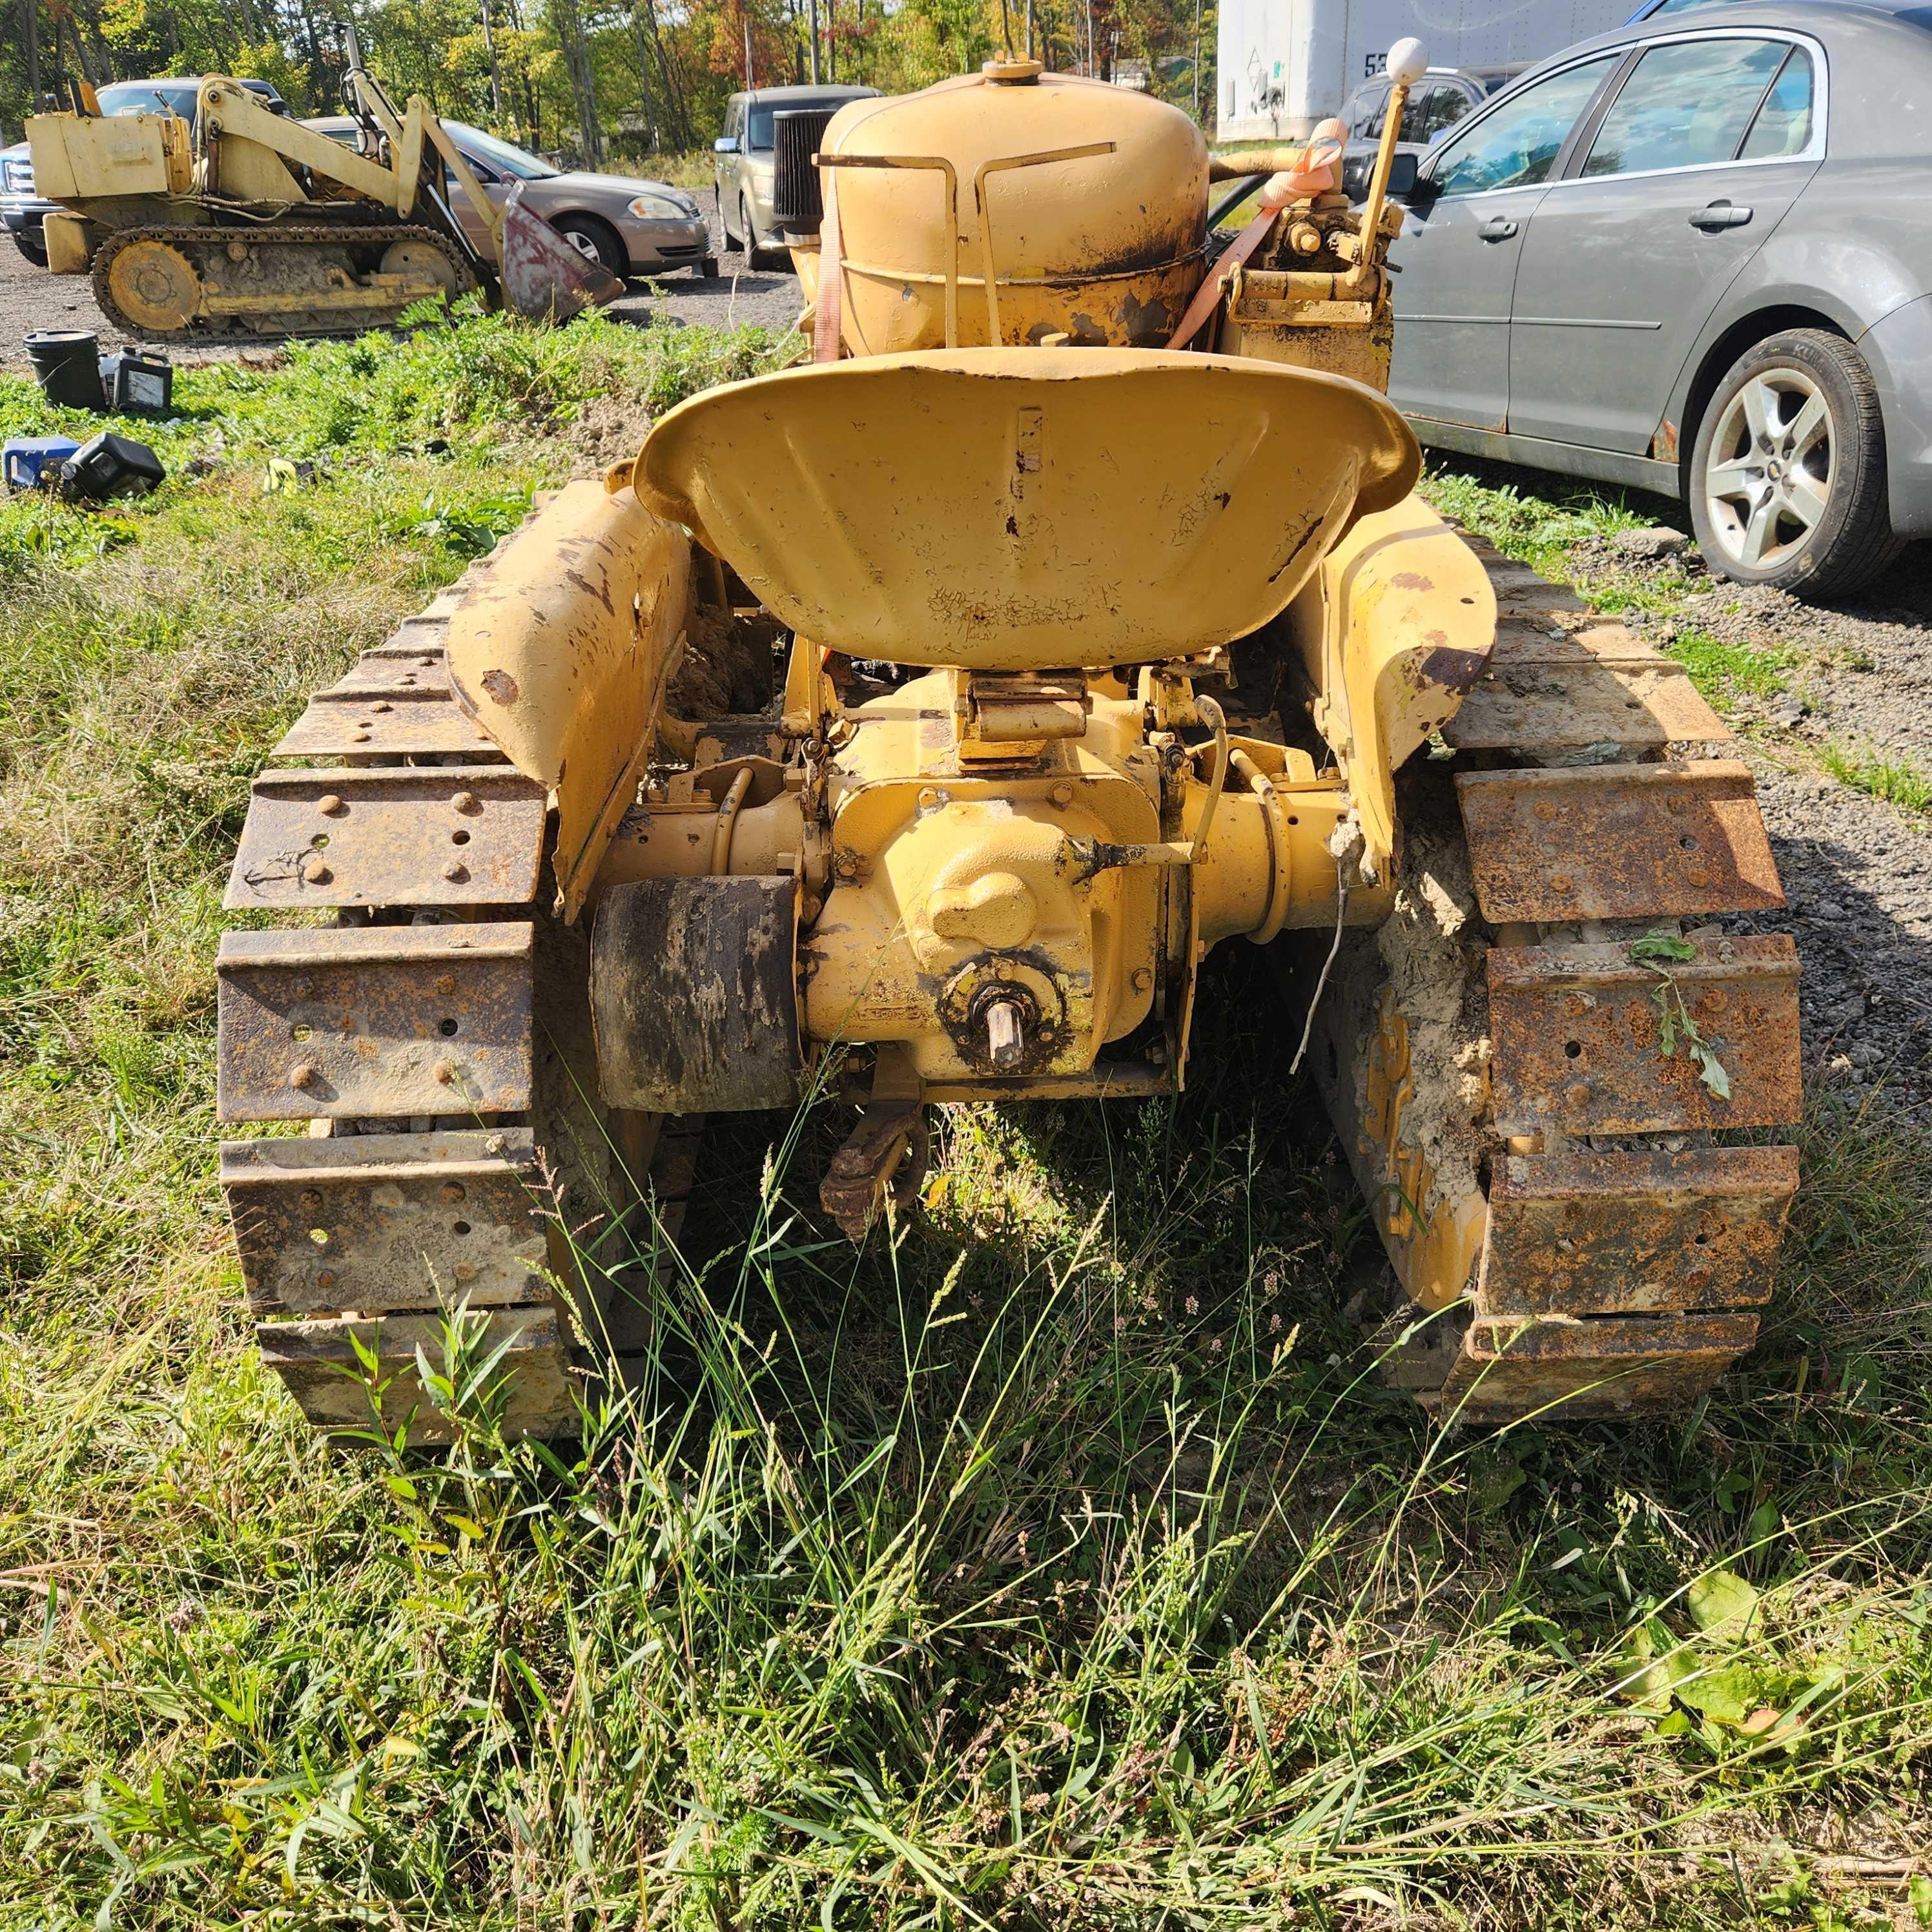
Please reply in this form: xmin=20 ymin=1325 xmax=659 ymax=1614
xmin=635 ymin=348 xmax=1419 ymax=672
xmin=500 ymin=182 xmax=624 ymax=322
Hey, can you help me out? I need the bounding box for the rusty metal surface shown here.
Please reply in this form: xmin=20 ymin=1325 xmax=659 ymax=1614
xmin=225 ymin=766 xmax=547 ymax=911
xmin=1456 ymin=760 xmax=1783 ymax=922
xmin=269 ymin=687 xmax=505 ymax=763
xmin=216 ymin=921 xmax=533 ymax=1122
xmin=365 ymin=615 xmax=451 ymax=658
xmin=1479 ymin=1146 xmax=1800 ymax=1318
xmin=820 ymin=1101 xmax=929 ymax=1240
xmin=1443 ymin=659 xmax=1727 ymax=752
xmin=221 ymin=1127 xmax=546 ymax=1314
xmin=1487 ymin=935 xmax=1802 ymax=1136
xmin=591 ymin=876 xmax=801 ymax=1111
xmin=320 ymin=652 xmax=451 ymax=697
xmin=1439 ymin=1310 xmax=1760 ymax=1419
xmin=256 ymin=1306 xmax=577 ymax=1440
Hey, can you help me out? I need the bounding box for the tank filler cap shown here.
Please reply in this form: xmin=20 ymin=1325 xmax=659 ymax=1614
xmin=981 ymin=55 xmax=1045 ymax=83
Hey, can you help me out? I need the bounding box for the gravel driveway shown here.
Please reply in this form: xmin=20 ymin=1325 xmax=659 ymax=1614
xmin=0 ymin=216 xmax=801 ymax=362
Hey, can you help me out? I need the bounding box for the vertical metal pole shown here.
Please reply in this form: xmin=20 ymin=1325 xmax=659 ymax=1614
xmin=744 ymin=12 xmax=754 ymax=87
xmin=1025 ymin=0 xmax=1033 ymax=59
xmin=480 ymin=0 xmax=504 ymax=118
xmin=1084 ymin=0 xmax=1093 ymax=75
xmin=1191 ymin=0 xmax=1201 ymax=118
xmin=808 ymin=0 xmax=819 ymax=81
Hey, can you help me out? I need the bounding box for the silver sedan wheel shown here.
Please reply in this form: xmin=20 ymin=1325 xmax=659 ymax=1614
xmin=562 ymin=229 xmax=600 ymax=262
xmin=1702 ymin=367 xmax=1834 ymax=571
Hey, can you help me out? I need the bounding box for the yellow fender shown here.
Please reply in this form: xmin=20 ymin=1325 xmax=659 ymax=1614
xmin=447 ymin=472 xmax=693 ymax=920
xmin=1284 ymin=495 xmax=1497 ymax=870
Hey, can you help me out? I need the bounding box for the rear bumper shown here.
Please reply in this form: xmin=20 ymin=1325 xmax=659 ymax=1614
xmin=1861 ymin=294 xmax=1932 ymax=537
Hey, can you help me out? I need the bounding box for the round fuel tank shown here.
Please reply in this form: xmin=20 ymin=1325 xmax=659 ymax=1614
xmin=817 ymin=63 xmax=1208 ymax=353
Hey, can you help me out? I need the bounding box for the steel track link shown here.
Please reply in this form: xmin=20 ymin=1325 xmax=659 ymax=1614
xmin=92 ymin=221 xmax=477 ymax=342
xmin=218 ymin=531 xmax=672 ymax=1443
xmin=1352 ymin=535 xmax=1804 ymax=1423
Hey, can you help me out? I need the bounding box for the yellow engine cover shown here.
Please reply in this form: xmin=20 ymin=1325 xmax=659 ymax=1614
xmin=816 ymin=66 xmax=1208 ymax=351
xmin=636 ymin=347 xmax=1419 ymax=673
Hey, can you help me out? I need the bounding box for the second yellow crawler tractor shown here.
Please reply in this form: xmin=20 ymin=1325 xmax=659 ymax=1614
xmin=213 ymin=48 xmax=1803 ymax=1437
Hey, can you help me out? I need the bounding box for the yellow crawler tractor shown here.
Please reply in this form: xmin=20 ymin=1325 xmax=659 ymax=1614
xmin=214 ymin=46 xmax=1804 ymax=1436
xmin=27 ymin=43 xmax=618 ymax=338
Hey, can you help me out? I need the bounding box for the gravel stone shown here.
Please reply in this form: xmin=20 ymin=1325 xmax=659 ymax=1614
xmin=1612 ymin=526 xmax=1692 ymax=560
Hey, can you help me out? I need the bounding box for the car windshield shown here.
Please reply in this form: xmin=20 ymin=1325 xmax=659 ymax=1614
xmin=446 ymin=123 xmax=560 ymax=180
xmin=98 ymin=81 xmax=200 ymax=119
xmin=746 ymin=96 xmax=862 ymax=150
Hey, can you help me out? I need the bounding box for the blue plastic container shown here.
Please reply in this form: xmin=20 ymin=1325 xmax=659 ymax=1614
xmin=3 ymin=435 xmax=83 ymax=489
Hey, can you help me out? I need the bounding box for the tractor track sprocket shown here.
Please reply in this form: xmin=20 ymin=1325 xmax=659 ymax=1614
xmin=93 ymin=221 xmax=477 ymax=342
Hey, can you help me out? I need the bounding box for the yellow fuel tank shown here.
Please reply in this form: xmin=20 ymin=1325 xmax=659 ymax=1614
xmin=814 ymin=61 xmax=1207 ymax=353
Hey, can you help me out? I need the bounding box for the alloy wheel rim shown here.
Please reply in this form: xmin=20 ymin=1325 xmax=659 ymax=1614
xmin=563 ymin=229 xmax=601 ymax=263
xmin=1704 ymin=367 xmax=1834 ymax=571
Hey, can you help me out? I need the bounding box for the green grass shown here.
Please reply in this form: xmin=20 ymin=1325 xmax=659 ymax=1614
xmin=1821 ymin=742 xmax=1932 ymax=819
xmin=2 ymin=322 xmax=1931 ymax=1928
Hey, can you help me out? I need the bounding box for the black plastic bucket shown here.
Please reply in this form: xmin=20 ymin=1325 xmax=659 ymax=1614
xmin=25 ymin=330 xmax=105 ymax=411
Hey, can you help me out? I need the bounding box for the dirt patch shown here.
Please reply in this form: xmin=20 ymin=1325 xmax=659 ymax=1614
xmin=667 ymin=604 xmax=777 ymax=719
xmin=564 ymin=391 xmax=657 ymax=475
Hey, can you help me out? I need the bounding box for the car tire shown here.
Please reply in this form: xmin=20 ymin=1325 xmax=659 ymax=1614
xmin=1688 ymin=328 xmax=1904 ymax=600
xmin=740 ymin=197 xmax=781 ymax=272
xmin=12 ymin=229 xmax=46 ymax=269
xmin=551 ymin=214 xmax=628 ymax=282
xmin=719 ymin=190 xmax=740 ymax=252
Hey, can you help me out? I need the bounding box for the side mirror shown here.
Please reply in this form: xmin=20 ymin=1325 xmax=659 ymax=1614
xmin=714 ymin=135 xmax=739 ymax=154
xmin=1386 ymin=151 xmax=1420 ymax=198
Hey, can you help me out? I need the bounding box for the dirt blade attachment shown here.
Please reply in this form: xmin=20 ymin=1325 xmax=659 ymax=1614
xmin=500 ymin=183 xmax=623 ymax=322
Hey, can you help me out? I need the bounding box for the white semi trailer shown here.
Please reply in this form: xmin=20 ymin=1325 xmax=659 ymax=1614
xmin=1216 ymin=0 xmax=1638 ymax=140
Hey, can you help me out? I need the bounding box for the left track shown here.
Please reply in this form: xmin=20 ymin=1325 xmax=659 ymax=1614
xmin=93 ymin=221 xmax=477 ymax=342
xmin=216 ymin=539 xmax=683 ymax=1442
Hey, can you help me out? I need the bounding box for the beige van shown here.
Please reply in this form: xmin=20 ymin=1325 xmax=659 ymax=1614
xmin=714 ymin=85 xmax=879 ymax=269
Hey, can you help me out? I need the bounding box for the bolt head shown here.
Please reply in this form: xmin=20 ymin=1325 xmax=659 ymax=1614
xmin=433 ymin=1060 xmax=458 ymax=1085
xmin=318 ymin=794 xmax=345 ymax=816
xmin=443 ymin=861 xmax=469 ymax=882
xmin=316 ymin=1269 xmax=338 ymax=1291
xmin=452 ymin=790 xmax=479 ymax=813
xmin=1049 ymin=783 xmax=1074 ymax=808
xmin=1550 ymin=874 xmax=1573 ymax=894
xmin=289 ymin=1062 xmax=320 ymax=1089
xmin=441 ymin=1181 xmax=467 ymax=1203
xmin=302 ymin=858 xmax=333 ymax=884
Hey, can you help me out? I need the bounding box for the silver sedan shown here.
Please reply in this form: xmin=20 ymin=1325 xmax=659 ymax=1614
xmin=1388 ymin=0 xmax=1932 ymax=597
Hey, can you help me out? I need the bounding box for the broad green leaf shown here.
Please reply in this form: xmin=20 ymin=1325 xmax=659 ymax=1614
xmin=1629 ymin=932 xmax=1696 ymax=963
xmin=1687 ymin=1567 xmax=1759 ymax=1636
